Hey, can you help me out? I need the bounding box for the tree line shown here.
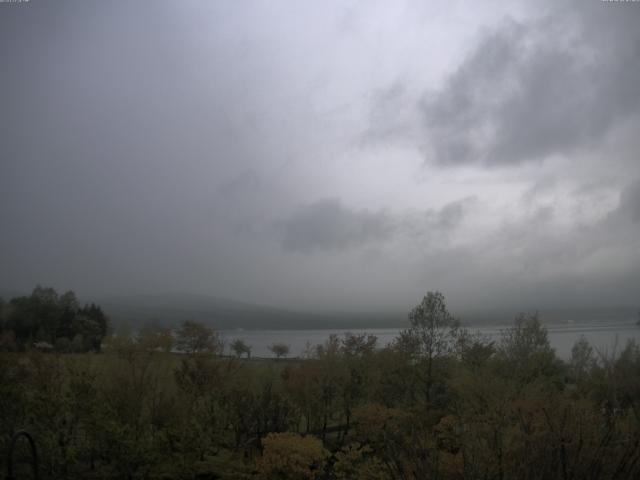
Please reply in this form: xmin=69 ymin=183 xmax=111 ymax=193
xmin=0 ymin=290 xmax=639 ymax=479
xmin=0 ymin=287 xmax=295 ymax=360
xmin=0 ymin=286 xmax=109 ymax=352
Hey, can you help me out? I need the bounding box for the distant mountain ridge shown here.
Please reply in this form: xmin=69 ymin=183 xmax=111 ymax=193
xmin=4 ymin=289 xmax=637 ymax=330
xmin=98 ymin=293 xmax=406 ymax=330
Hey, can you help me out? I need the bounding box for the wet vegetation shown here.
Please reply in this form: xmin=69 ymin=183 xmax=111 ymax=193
xmin=1 ymin=289 xmax=639 ymax=479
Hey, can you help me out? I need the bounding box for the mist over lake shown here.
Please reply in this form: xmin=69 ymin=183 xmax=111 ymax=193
xmin=221 ymin=321 xmax=640 ymax=359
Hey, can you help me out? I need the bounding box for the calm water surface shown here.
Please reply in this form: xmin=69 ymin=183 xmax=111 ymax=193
xmin=220 ymin=322 xmax=640 ymax=359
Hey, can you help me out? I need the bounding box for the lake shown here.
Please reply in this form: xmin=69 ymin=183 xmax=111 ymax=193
xmin=220 ymin=321 xmax=640 ymax=359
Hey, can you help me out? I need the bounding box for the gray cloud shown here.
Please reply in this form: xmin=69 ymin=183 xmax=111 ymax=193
xmin=363 ymin=83 xmax=415 ymax=145
xmin=400 ymin=196 xmax=476 ymax=241
xmin=407 ymin=178 xmax=640 ymax=312
xmin=371 ymin=4 xmax=640 ymax=166
xmin=277 ymin=197 xmax=474 ymax=253
xmin=436 ymin=198 xmax=469 ymax=229
xmin=277 ymin=199 xmax=394 ymax=253
xmin=616 ymin=180 xmax=640 ymax=224
xmin=1 ymin=0 xmax=639 ymax=314
xmin=488 ymin=178 xmax=640 ymax=280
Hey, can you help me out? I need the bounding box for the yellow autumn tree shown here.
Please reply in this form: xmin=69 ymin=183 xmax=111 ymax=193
xmin=256 ymin=432 xmax=329 ymax=480
xmin=333 ymin=442 xmax=387 ymax=480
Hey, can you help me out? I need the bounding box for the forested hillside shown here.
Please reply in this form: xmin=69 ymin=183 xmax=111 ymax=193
xmin=1 ymin=291 xmax=639 ymax=479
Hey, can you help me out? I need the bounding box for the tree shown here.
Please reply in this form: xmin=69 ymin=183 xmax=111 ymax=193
xmin=0 ymin=297 xmax=6 ymax=329
xmin=78 ymin=303 xmax=109 ymax=350
xmin=333 ymin=442 xmax=387 ymax=480
xmin=0 ymin=329 xmax=17 ymax=351
xmin=570 ymin=335 xmax=594 ymax=383
xmin=136 ymin=323 xmax=173 ymax=353
xmin=269 ymin=342 xmax=290 ymax=360
xmin=256 ymin=432 xmax=329 ymax=480
xmin=456 ymin=329 xmax=495 ymax=370
xmin=71 ymin=333 xmax=85 ymax=353
xmin=54 ymin=336 xmax=71 ymax=353
xmin=230 ymin=338 xmax=251 ymax=358
xmin=72 ymin=314 xmax=103 ymax=351
xmin=174 ymin=320 xmax=221 ymax=355
xmin=399 ymin=291 xmax=459 ymax=403
xmin=497 ymin=311 xmax=559 ymax=381
xmin=339 ymin=333 xmax=377 ymax=433
xmin=3 ymin=286 xmax=109 ymax=351
xmin=104 ymin=321 xmax=135 ymax=353
xmin=341 ymin=332 xmax=377 ymax=357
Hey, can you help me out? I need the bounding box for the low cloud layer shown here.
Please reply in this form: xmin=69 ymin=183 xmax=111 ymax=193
xmin=277 ymin=197 xmax=473 ymax=253
xmin=278 ymin=199 xmax=393 ymax=253
xmin=1 ymin=0 xmax=639 ymax=315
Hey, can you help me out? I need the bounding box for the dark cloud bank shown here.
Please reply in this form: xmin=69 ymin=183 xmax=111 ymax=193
xmin=277 ymin=197 xmax=472 ymax=254
xmin=371 ymin=2 xmax=640 ymax=168
xmin=1 ymin=0 xmax=640 ymax=320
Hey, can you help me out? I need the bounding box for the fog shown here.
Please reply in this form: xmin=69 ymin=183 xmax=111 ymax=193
xmin=2 ymin=0 xmax=640 ymax=315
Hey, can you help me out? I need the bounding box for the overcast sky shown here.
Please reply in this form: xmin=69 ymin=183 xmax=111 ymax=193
xmin=1 ymin=0 xmax=639 ymax=314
